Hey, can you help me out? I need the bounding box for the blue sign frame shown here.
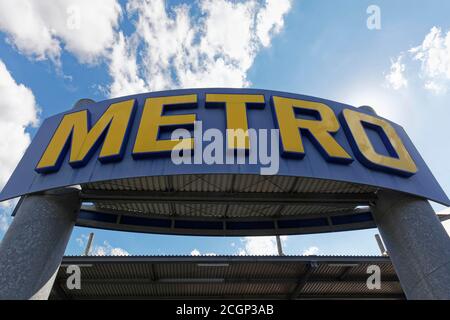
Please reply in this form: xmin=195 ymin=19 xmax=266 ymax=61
xmin=1 ymin=88 xmax=448 ymax=206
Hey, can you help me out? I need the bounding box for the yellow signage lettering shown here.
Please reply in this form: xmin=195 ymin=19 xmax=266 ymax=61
xmin=272 ymin=96 xmax=352 ymax=162
xmin=341 ymin=108 xmax=417 ymax=176
xmin=205 ymin=94 xmax=265 ymax=150
xmin=34 ymin=91 xmax=418 ymax=179
xmin=133 ymin=95 xmax=197 ymax=156
xmin=36 ymin=99 xmax=136 ymax=173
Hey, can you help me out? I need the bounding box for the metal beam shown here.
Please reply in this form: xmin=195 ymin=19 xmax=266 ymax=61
xmin=80 ymin=190 xmax=376 ymax=207
xmin=289 ymin=263 xmax=317 ymax=299
xmin=57 ymin=277 xmax=399 ymax=285
xmin=50 ymin=282 xmax=70 ymax=300
xmin=83 ymin=233 xmax=95 ymax=256
xmin=276 ymin=235 xmax=284 ymax=256
xmin=149 ymin=264 xmax=157 ymax=281
xmin=67 ymin=293 xmax=405 ymax=300
xmin=337 ymin=266 xmax=354 ymax=281
xmin=60 ymin=255 xmax=392 ymax=265
xmin=438 ymin=214 xmax=450 ymax=222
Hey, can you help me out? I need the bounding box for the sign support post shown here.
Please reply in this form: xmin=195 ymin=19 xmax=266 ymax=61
xmin=371 ymin=190 xmax=450 ymax=299
xmin=0 ymin=187 xmax=80 ymax=299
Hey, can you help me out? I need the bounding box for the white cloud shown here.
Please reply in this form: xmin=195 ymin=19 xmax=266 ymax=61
xmin=302 ymin=246 xmax=319 ymax=256
xmin=92 ymin=240 xmax=130 ymax=256
xmin=424 ymin=81 xmax=447 ymax=94
xmin=410 ymin=27 xmax=450 ymax=94
xmin=0 ymin=199 xmax=20 ymax=237
xmin=0 ymin=210 xmax=11 ymax=233
xmin=387 ymin=26 xmax=450 ymax=94
xmin=0 ymin=0 xmax=291 ymax=95
xmin=100 ymin=246 xmax=129 ymax=256
xmin=385 ymin=55 xmax=407 ymax=90
xmin=0 ymin=59 xmax=39 ymax=191
xmin=190 ymin=248 xmax=216 ymax=256
xmin=75 ymin=233 xmax=89 ymax=248
xmin=109 ymin=32 xmax=148 ymax=96
xmin=0 ymin=0 xmax=122 ymax=64
xmin=108 ymin=0 xmax=292 ymax=97
xmin=237 ymin=236 xmax=287 ymax=255
xmin=76 ymin=234 xmax=129 ymax=256
xmin=256 ymin=0 xmax=291 ymax=47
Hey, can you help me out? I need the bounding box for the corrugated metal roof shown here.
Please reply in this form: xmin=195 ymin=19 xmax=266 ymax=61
xmin=51 ymin=255 xmax=404 ymax=300
xmin=78 ymin=174 xmax=378 ymax=236
xmin=90 ymin=201 xmax=356 ymax=218
xmin=83 ymin=175 xmax=377 ymax=194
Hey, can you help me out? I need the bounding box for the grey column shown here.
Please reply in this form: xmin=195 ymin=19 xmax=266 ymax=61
xmin=0 ymin=187 xmax=80 ymax=300
xmin=371 ymin=190 xmax=450 ymax=300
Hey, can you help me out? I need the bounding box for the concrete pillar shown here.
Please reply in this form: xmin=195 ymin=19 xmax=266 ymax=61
xmin=371 ymin=190 xmax=450 ymax=299
xmin=0 ymin=187 xmax=80 ymax=300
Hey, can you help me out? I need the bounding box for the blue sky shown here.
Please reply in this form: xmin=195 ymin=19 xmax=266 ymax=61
xmin=0 ymin=0 xmax=449 ymax=256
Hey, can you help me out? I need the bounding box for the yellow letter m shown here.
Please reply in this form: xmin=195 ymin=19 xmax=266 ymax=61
xmin=35 ymin=99 xmax=136 ymax=173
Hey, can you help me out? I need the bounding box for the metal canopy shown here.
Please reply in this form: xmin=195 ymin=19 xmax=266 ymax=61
xmin=76 ymin=174 xmax=379 ymax=236
xmin=50 ymin=255 xmax=404 ymax=300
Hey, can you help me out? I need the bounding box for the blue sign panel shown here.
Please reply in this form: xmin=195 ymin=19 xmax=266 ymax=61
xmin=0 ymin=88 xmax=448 ymax=205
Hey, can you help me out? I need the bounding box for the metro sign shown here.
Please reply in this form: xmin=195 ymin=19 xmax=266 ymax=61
xmin=0 ymin=88 xmax=448 ymax=205
xmin=35 ymin=93 xmax=416 ymax=176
